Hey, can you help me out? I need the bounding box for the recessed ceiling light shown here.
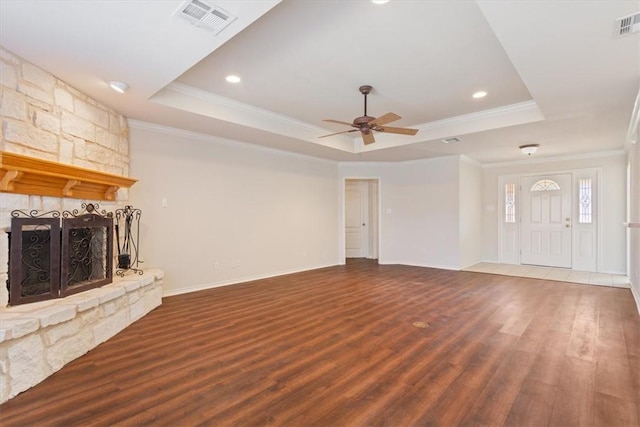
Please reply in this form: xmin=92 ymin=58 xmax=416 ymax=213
xmin=372 ymin=0 xmax=389 ymax=4
xmin=109 ymin=81 xmax=128 ymax=93
xmin=472 ymin=91 xmax=487 ymax=99
xmin=225 ymin=75 xmax=241 ymax=83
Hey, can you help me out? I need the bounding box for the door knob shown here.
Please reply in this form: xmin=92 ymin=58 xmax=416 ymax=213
xmin=362 ymin=223 xmax=366 ymax=226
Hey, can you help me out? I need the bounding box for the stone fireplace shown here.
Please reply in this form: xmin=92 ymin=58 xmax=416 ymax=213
xmin=7 ymin=203 xmax=114 ymax=306
xmin=0 ymin=47 xmax=163 ymax=404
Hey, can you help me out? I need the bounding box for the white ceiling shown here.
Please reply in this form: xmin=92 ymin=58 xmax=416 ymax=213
xmin=1 ymin=0 xmax=638 ymax=164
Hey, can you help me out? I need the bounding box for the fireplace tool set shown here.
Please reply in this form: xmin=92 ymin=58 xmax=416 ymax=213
xmin=115 ymin=205 xmax=143 ymax=276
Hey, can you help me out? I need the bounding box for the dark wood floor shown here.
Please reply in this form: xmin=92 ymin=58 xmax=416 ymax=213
xmin=1 ymin=260 xmax=639 ymax=426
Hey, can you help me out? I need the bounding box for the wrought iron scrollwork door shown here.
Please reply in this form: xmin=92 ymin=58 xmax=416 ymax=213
xmin=7 ymin=203 xmax=114 ymax=305
xmin=60 ymin=213 xmax=113 ymax=297
xmin=9 ymin=217 xmax=61 ymax=305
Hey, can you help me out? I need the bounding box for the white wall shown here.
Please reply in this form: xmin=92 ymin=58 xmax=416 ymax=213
xmin=129 ymin=120 xmax=630 ymax=298
xmin=129 ymin=123 xmax=340 ymax=296
xmin=628 ymin=138 xmax=640 ymax=312
xmin=459 ymin=156 xmax=483 ymax=268
xmin=339 ymin=156 xmax=476 ymax=270
xmin=482 ymin=152 xmax=628 ymax=274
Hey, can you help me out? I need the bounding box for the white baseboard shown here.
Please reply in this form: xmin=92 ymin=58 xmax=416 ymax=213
xmin=161 ymin=263 xmax=338 ymax=297
xmin=378 ymin=260 xmax=460 ymax=271
xmin=631 ymin=282 xmax=640 ymax=318
xmin=161 ymin=263 xmax=640 ymax=319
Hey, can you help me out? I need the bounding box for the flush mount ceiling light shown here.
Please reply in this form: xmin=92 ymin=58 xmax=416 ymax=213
xmin=442 ymin=137 xmax=461 ymax=144
xmin=225 ymin=75 xmax=241 ymax=83
xmin=109 ymin=81 xmax=128 ymax=93
xmin=519 ymin=144 xmax=539 ymax=155
xmin=472 ymin=91 xmax=487 ymax=99
xmin=372 ymin=0 xmax=390 ymax=4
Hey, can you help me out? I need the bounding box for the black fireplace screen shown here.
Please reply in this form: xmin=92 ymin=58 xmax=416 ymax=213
xmin=7 ymin=204 xmax=113 ymax=306
xmin=61 ymin=213 xmax=113 ymax=297
xmin=9 ymin=217 xmax=61 ymax=304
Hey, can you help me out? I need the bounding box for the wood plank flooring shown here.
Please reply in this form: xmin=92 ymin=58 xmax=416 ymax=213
xmin=1 ymin=259 xmax=639 ymax=426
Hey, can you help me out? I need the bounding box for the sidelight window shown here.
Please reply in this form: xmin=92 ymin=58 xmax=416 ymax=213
xmin=505 ymin=183 xmax=516 ymax=223
xmin=578 ymin=178 xmax=593 ymax=223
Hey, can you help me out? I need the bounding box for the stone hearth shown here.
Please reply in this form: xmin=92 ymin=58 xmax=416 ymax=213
xmin=0 ymin=269 xmax=163 ymax=403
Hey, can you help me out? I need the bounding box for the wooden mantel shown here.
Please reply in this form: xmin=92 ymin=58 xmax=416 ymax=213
xmin=0 ymin=151 xmax=137 ymax=201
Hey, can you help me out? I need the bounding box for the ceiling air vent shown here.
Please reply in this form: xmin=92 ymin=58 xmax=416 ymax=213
xmin=614 ymin=12 xmax=640 ymax=38
xmin=175 ymin=0 xmax=237 ymax=34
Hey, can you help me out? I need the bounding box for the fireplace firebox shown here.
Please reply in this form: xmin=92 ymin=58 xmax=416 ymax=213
xmin=6 ymin=203 xmax=113 ymax=306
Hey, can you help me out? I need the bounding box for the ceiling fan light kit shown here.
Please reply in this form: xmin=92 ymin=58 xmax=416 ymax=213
xmin=319 ymin=85 xmax=419 ymax=145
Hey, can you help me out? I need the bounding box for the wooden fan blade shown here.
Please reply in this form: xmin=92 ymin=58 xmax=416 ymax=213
xmin=362 ymin=131 xmax=375 ymax=145
xmin=376 ymin=126 xmax=419 ymax=136
xmin=369 ymin=112 xmax=401 ymax=126
xmin=318 ymin=129 xmax=359 ymax=138
xmin=323 ymin=119 xmax=356 ymax=127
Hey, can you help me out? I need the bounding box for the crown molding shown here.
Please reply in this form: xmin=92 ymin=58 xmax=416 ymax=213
xmin=626 ymin=88 xmax=640 ymax=147
xmin=416 ymin=100 xmax=542 ymax=131
xmin=482 ymin=149 xmax=626 ymax=168
xmin=164 ymin=82 xmax=327 ymax=134
xmin=358 ymin=100 xmax=544 ymax=153
xmin=155 ymin=83 xmax=545 ymax=156
xmin=150 ymin=83 xmax=354 ymax=153
xmin=127 ymin=119 xmax=338 ymax=165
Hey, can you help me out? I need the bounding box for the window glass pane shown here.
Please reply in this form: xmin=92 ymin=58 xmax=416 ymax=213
xmin=579 ymin=178 xmax=592 ymax=223
xmin=531 ymin=179 xmax=560 ymax=191
xmin=505 ymin=183 xmax=516 ymax=223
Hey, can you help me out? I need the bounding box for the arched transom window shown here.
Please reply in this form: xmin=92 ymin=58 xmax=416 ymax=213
xmin=530 ymin=179 xmax=560 ymax=191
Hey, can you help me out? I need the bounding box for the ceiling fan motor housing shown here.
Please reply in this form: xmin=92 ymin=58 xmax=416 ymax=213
xmin=359 ymin=85 xmax=373 ymax=95
xmin=354 ymin=115 xmax=376 ymax=128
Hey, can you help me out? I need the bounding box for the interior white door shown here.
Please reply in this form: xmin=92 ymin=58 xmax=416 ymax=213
xmin=521 ymin=173 xmax=572 ymax=268
xmin=345 ymin=181 xmax=369 ymax=258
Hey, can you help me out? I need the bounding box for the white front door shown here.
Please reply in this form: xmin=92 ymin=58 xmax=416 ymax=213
xmin=345 ymin=181 xmax=369 ymax=258
xmin=521 ymin=173 xmax=572 ymax=268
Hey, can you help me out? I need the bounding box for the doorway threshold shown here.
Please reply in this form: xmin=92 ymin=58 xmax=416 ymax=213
xmin=463 ymin=262 xmax=629 ymax=289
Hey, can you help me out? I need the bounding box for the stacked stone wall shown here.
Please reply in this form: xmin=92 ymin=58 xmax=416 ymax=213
xmin=0 ymin=47 xmax=129 ymax=175
xmin=0 ymin=46 xmax=131 ymax=306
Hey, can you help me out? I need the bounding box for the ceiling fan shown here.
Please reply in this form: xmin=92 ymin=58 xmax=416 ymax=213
xmin=319 ymin=85 xmax=419 ymax=145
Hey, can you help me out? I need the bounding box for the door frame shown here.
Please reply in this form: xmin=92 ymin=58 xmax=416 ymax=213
xmin=497 ymin=168 xmax=601 ymax=271
xmin=345 ymin=180 xmax=370 ymax=258
xmin=340 ymin=177 xmax=381 ymax=263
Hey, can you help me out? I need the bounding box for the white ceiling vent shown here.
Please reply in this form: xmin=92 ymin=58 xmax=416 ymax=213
xmin=175 ymin=0 xmax=237 ymax=34
xmin=614 ymin=12 xmax=640 ymax=38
